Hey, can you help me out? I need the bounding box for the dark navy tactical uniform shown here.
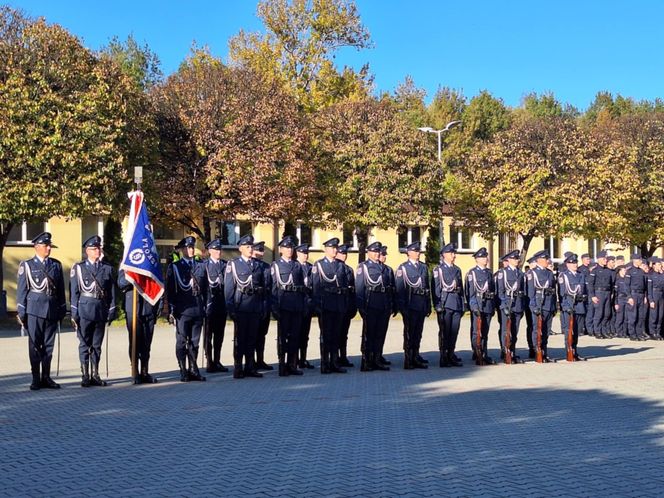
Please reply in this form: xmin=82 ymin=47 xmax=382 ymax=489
xmin=271 ymin=236 xmax=306 ymax=376
xmin=356 ymin=241 xmax=391 ymax=372
xmin=432 ymin=245 xmax=464 ymax=368
xmin=526 ymin=251 xmax=556 ymax=361
xmin=296 ymin=244 xmax=315 ymax=369
xmin=626 ymin=257 xmax=648 ymax=339
xmin=16 ymin=232 xmax=66 ymax=390
xmin=647 ymin=263 xmax=664 ymax=340
xmin=465 ymin=249 xmax=496 ymax=365
xmin=312 ymin=239 xmax=349 ymax=374
xmin=396 ymin=241 xmax=431 ymax=369
xmin=225 ymin=235 xmax=269 ymax=378
xmin=70 ymin=236 xmax=117 ymax=387
xmin=558 ymin=259 xmax=587 ymax=360
xmin=252 ymin=241 xmax=273 ymax=371
xmin=166 ymin=236 xmax=207 ymax=382
xmin=118 ymin=269 xmax=161 ymax=384
xmin=614 ymin=268 xmax=629 ymax=338
xmin=336 ymin=244 xmax=357 ymax=367
xmin=203 ymin=239 xmax=228 ymax=373
xmin=587 ymin=254 xmax=615 ymax=339
xmin=496 ymin=251 xmax=526 ymax=363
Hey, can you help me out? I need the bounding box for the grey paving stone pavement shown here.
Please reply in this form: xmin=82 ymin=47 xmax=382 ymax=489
xmin=1 ymin=316 xmax=663 ymax=497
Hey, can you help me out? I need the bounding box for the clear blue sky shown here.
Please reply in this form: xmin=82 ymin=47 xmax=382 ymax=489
xmin=7 ymin=0 xmax=664 ymax=110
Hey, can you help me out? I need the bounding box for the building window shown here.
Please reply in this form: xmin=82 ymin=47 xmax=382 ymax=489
xmin=498 ymin=231 xmax=519 ymax=256
xmin=545 ymin=236 xmax=561 ymax=260
xmin=284 ymin=221 xmax=312 ymax=246
xmin=587 ymin=239 xmax=601 ymax=259
xmin=6 ymin=221 xmax=47 ymax=244
xmin=398 ymin=226 xmax=422 ymax=250
xmin=154 ymin=224 xmax=184 ymax=241
xmin=449 ymin=225 xmax=473 ymax=251
xmin=216 ymin=220 xmax=253 ymax=246
xmin=342 ymin=225 xmax=359 ymax=249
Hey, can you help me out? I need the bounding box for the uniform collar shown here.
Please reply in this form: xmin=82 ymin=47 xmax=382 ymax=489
xmin=408 ymin=258 xmax=419 ymax=266
xmin=209 ymin=256 xmax=220 ymax=263
xmin=325 ymin=256 xmax=335 ymax=264
xmin=241 ymin=255 xmax=251 ymax=264
xmin=34 ymin=255 xmax=46 ymax=264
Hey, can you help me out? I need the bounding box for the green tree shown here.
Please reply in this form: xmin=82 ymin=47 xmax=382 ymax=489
xmin=315 ymin=96 xmax=442 ymax=261
xmin=229 ymin=0 xmax=373 ymax=111
xmin=100 ymin=34 xmax=162 ymax=90
xmin=0 ymin=7 xmax=150 ymax=293
xmin=391 ymin=75 xmax=428 ymax=127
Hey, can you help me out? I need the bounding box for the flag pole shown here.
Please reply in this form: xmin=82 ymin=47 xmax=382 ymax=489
xmin=131 ymin=287 xmax=138 ymax=381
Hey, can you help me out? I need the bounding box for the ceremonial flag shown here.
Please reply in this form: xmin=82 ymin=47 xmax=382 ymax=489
xmin=120 ymin=191 xmax=164 ymax=305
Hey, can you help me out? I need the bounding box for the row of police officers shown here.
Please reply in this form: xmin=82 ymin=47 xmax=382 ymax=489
xmin=16 ymin=231 xmax=664 ymax=390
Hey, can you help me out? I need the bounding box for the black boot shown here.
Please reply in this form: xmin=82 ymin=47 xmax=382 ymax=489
xmin=255 ymin=353 xmax=273 ymax=371
xmin=30 ymin=363 xmax=41 ymax=391
xmin=320 ymin=349 xmax=331 ymax=374
xmin=80 ymin=362 xmax=91 ymax=387
xmin=188 ymin=358 xmax=206 ymax=381
xmin=214 ymin=361 xmax=229 ymax=373
xmin=404 ymin=350 xmax=414 ymax=370
xmin=178 ymin=359 xmax=189 ymax=382
xmin=413 ymin=352 xmax=428 ymax=369
xmin=140 ymin=361 xmax=158 ymax=384
xmin=90 ymin=362 xmax=107 ymax=387
xmin=288 ymin=359 xmax=303 ymax=376
xmin=379 ymin=354 xmax=391 ymax=366
xmin=278 ymin=360 xmax=290 ymax=377
xmin=360 ymin=352 xmax=373 ymax=372
xmin=416 ymin=351 xmax=428 ymax=364
xmin=338 ymin=347 xmax=354 ymax=367
xmin=448 ymin=352 xmax=463 ymax=367
xmin=439 ymin=351 xmax=450 ymax=368
xmin=233 ymin=362 xmax=245 ymax=379
xmin=245 ymin=358 xmax=263 ymax=378
xmin=41 ymin=361 xmax=60 ymax=389
xmin=330 ymin=352 xmax=347 ymax=373
xmin=373 ymin=352 xmax=389 ymax=371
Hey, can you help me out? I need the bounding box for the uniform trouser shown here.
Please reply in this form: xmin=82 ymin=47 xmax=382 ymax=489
xmin=205 ymin=312 xmax=227 ymax=364
xmin=27 ymin=315 xmax=57 ymax=369
xmin=363 ymin=308 xmax=391 ymax=355
xmin=339 ymin=313 xmax=352 ymax=358
xmin=495 ymin=307 xmax=503 ymax=350
xmin=560 ymin=311 xmax=583 ymax=351
xmin=470 ymin=312 xmax=492 ymax=357
xmin=592 ymin=291 xmax=613 ymax=336
xmin=530 ymin=311 xmax=553 ymax=353
xmin=175 ymin=315 xmax=203 ymax=364
xmin=500 ymin=311 xmax=522 ymax=354
xmin=255 ymin=315 xmax=271 ymax=361
xmin=77 ymin=318 xmax=106 ymax=364
xmin=125 ymin=314 xmax=155 ymax=364
xmin=277 ymin=310 xmax=302 ymax=365
xmin=234 ymin=311 xmax=260 ymax=368
xmin=586 ymin=299 xmax=595 ymax=335
xmin=438 ymin=309 xmax=461 ymax=355
xmin=627 ymin=294 xmax=648 ymax=338
xmin=525 ymin=309 xmax=534 ymax=350
xmin=319 ymin=310 xmax=343 ymax=364
xmin=649 ymin=298 xmax=664 ymax=337
xmin=403 ymin=311 xmax=426 ymax=352
xmin=298 ymin=313 xmax=313 ymax=361
xmin=614 ymin=301 xmax=627 ymax=337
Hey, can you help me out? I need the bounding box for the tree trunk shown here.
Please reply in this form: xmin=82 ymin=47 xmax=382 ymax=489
xmin=641 ymin=240 xmax=660 ymax=258
xmin=356 ymin=226 xmax=369 ymax=263
xmin=202 ymin=216 xmax=212 ymax=244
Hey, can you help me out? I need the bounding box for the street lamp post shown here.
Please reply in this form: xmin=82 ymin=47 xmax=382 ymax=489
xmin=418 ymin=120 xmax=462 ymax=249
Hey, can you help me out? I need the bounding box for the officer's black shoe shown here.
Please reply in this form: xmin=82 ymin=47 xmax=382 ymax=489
xmin=403 ymin=351 xmax=414 ymax=370
xmin=448 ymin=354 xmax=463 ymax=367
xmin=573 ymin=352 xmax=586 ymax=361
xmin=233 ymin=366 xmax=245 ymax=379
xmin=278 ymin=363 xmax=290 ymax=377
xmin=413 ymin=353 xmax=428 ymax=369
xmin=360 ymin=354 xmax=374 ymax=372
xmin=256 ymin=361 xmax=274 ymax=371
xmin=338 ymin=357 xmax=354 ymax=367
xmin=245 ymin=370 xmax=263 ymax=378
xmin=81 ymin=362 xmax=91 ymax=387
xmin=189 ymin=371 xmax=206 ymax=381
xmin=299 ymin=359 xmax=315 ymax=369
xmin=215 ymin=362 xmax=229 ymax=373
xmin=90 ymin=365 xmax=108 ymax=387
xmin=41 ymin=377 xmax=60 ymax=389
xmin=439 ymin=353 xmax=450 ymax=368
xmin=141 ymin=364 xmax=158 ymax=384
xmin=528 ymin=349 xmax=536 ymax=359
xmin=206 ymin=363 xmax=218 ymax=373
xmin=288 ymin=363 xmax=304 ymax=376
xmin=482 ymin=356 xmax=496 ymax=365
xmin=30 ymin=368 xmax=41 ymax=391
xmin=542 ymin=356 xmax=554 ymax=363
xmin=178 ymin=361 xmax=189 ymax=382
xmin=416 ymin=354 xmax=429 ymax=364
xmin=372 ymin=354 xmax=389 ymax=371
xmin=133 ymin=375 xmax=142 ymax=385
xmin=30 ymin=381 xmax=41 ymax=391
xmin=380 ymin=355 xmax=391 ymax=365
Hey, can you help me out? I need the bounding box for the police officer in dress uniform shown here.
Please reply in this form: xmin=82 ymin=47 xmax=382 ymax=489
xmin=558 ymin=253 xmax=587 ymax=361
xmin=626 ymin=253 xmax=648 ymax=340
xmin=336 ymin=244 xmax=357 ymax=367
xmin=377 ymin=245 xmax=397 ymax=366
xmin=614 ymin=265 xmax=629 ymax=338
xmin=493 ymin=256 xmax=510 ymax=358
xmin=16 ymin=232 xmax=66 ymax=390
xmin=647 ymin=257 xmax=664 ymax=340
xmin=587 ymin=250 xmax=615 ymax=339
xmin=271 ymin=235 xmax=305 ymax=376
xmin=577 ymin=253 xmax=591 ymax=336
xmin=118 ymin=269 xmax=161 ymax=384
xmin=431 ymin=243 xmax=464 ymax=368
xmin=496 ymin=250 xmax=526 ymax=364
xmin=525 ymin=250 xmax=556 ymax=362
xmin=466 ymin=247 xmax=496 ymax=365
xmin=70 ymin=235 xmax=117 ymax=387
xmin=225 ymin=235 xmax=269 ymax=378
xmin=295 ymin=244 xmax=316 ymax=369
xmin=252 ymin=241 xmax=274 ymax=371
xmin=203 ymin=239 xmax=228 ymax=373
xmin=166 ymin=236 xmax=207 ymax=382
xmin=312 ymin=238 xmax=349 ymax=374
xmin=396 ymin=241 xmax=431 ymax=369
xmin=355 ymin=241 xmax=391 ymax=372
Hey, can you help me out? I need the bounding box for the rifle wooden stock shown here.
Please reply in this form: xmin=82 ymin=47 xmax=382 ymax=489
xmin=567 ymin=313 xmax=575 ymax=362
xmin=505 ymin=312 xmax=512 ymax=365
xmin=476 ymin=313 xmax=484 ymax=365
xmin=536 ymin=313 xmax=543 ymax=363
